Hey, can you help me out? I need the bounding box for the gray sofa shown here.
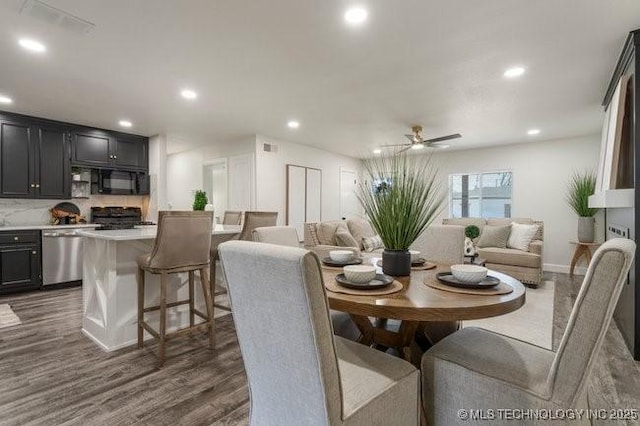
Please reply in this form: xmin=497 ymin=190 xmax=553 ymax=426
xmin=442 ymin=217 xmax=544 ymax=286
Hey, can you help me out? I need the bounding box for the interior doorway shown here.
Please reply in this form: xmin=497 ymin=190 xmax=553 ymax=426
xmin=203 ymin=159 xmax=228 ymax=223
xmin=340 ymin=168 xmax=360 ymax=220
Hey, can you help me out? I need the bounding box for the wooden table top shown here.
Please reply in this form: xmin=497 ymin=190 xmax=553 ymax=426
xmin=323 ymin=263 xmax=526 ymax=322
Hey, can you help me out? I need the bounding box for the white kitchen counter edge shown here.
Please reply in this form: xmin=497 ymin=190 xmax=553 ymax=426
xmin=77 ymin=224 xmax=241 ymax=241
xmin=0 ymin=224 xmax=100 ymax=231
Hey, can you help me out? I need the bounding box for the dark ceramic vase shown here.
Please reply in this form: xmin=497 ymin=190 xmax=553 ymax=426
xmin=382 ymin=249 xmax=411 ymax=276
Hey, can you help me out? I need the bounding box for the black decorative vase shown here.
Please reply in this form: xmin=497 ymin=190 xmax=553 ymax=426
xmin=382 ymin=249 xmax=411 ymax=276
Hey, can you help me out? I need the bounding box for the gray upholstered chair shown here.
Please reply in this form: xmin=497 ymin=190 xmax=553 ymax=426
xmin=252 ymin=225 xmax=299 ymax=246
xmin=252 ymin=225 xmax=361 ymax=341
xmin=219 ymin=241 xmax=420 ymax=426
xmin=222 ymin=210 xmax=243 ymax=225
xmin=211 ymin=211 xmax=278 ymax=312
xmin=410 ymin=224 xmax=465 ymax=265
xmin=421 ymin=238 xmax=635 ymax=426
xmin=137 ymin=211 xmax=215 ymax=367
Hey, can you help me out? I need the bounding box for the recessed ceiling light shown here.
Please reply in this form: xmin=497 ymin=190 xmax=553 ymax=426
xmin=180 ymin=89 xmax=197 ymax=100
xmin=287 ymin=120 xmax=300 ymax=129
xmin=527 ymin=129 xmax=541 ymax=135
xmin=0 ymin=95 xmax=13 ymax=104
xmin=503 ymin=66 xmax=525 ymax=78
xmin=373 ymin=149 xmax=382 ymax=155
xmin=344 ymin=6 xmax=368 ymax=25
xmin=119 ymin=120 xmax=132 ymax=128
xmin=411 ymin=144 xmax=424 ymax=150
xmin=18 ymin=38 xmax=46 ymax=53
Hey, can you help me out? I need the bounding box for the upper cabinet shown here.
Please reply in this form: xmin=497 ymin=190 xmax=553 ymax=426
xmin=0 ymin=115 xmax=70 ymax=199
xmin=71 ymin=130 xmax=148 ymax=171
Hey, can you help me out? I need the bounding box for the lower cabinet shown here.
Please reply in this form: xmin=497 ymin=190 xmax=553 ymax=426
xmin=0 ymin=231 xmax=41 ymax=294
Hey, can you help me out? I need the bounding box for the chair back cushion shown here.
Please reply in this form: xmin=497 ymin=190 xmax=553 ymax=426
xmin=149 ymin=211 xmax=213 ymax=270
xmin=218 ymin=241 xmax=342 ymax=425
xmin=222 ymin=210 xmax=243 ymax=225
xmin=549 ymin=238 xmax=635 ymax=405
xmin=252 ymin=226 xmax=299 ymax=247
xmin=238 ymin=211 xmax=278 ymax=241
xmin=410 ymin=225 xmax=465 ymax=265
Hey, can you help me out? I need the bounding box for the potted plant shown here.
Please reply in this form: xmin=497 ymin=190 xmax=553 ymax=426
xmin=357 ymin=152 xmax=445 ymax=276
xmin=193 ymin=190 xmax=209 ymax=211
xmin=464 ymin=225 xmax=480 ymax=256
xmin=565 ymin=171 xmax=598 ymax=243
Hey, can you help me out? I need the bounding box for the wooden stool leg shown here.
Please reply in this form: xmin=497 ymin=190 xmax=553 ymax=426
xmin=570 ymin=246 xmax=582 ymax=276
xmin=188 ymin=271 xmax=195 ymax=329
xmin=158 ymin=272 xmax=168 ymax=368
xmin=210 ymin=259 xmax=217 ymax=302
xmin=137 ymin=267 xmax=145 ymax=348
xmin=200 ymin=267 xmax=216 ymax=350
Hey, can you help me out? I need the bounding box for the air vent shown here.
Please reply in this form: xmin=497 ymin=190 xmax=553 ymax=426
xmin=20 ymin=0 xmax=95 ymax=34
xmin=263 ymin=143 xmax=278 ymax=153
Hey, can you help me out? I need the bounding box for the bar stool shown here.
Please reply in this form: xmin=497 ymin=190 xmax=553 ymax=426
xmin=222 ymin=210 xmax=243 ymax=225
xmin=137 ymin=210 xmax=215 ymax=367
xmin=211 ymin=211 xmax=278 ymax=312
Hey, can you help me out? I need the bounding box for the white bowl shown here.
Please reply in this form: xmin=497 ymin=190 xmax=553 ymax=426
xmin=343 ymin=265 xmax=377 ymax=283
xmin=409 ymin=250 xmax=421 ymax=263
xmin=329 ymin=250 xmax=355 ymax=263
xmin=450 ymin=264 xmax=488 ymax=283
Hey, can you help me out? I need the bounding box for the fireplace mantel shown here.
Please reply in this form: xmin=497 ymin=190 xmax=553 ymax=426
xmin=589 ymin=188 xmax=634 ymax=209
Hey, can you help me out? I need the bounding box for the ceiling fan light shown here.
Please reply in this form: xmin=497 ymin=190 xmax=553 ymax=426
xmin=411 ymin=144 xmax=424 ymax=150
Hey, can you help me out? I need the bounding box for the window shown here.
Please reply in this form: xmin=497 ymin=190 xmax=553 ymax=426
xmin=450 ymin=171 xmax=512 ymax=218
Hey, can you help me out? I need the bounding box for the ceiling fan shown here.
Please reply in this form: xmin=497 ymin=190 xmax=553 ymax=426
xmin=381 ymin=126 xmax=462 ymax=152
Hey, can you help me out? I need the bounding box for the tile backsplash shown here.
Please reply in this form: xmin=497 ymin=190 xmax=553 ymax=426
xmin=0 ymin=195 xmax=149 ymax=226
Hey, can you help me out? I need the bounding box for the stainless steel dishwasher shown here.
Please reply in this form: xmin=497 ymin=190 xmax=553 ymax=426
xmin=42 ymin=228 xmax=84 ymax=286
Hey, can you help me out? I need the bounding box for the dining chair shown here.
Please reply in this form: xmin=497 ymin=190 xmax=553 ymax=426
xmin=421 ymin=238 xmax=635 ymax=426
xmin=219 ymin=241 xmax=420 ymax=426
xmin=252 ymin=225 xmax=361 ymax=341
xmin=211 ymin=211 xmax=278 ymax=312
xmin=136 ymin=211 xmax=215 ymax=367
xmin=222 ymin=210 xmax=243 ymax=225
xmin=411 ymin=224 xmax=466 ymax=346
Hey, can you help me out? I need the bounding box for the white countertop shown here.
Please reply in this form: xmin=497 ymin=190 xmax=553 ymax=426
xmin=77 ymin=224 xmax=242 ymax=241
xmin=0 ymin=224 xmax=99 ymax=232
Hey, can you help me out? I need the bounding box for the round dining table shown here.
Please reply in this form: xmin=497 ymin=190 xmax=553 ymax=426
xmin=322 ymin=261 xmax=526 ymax=362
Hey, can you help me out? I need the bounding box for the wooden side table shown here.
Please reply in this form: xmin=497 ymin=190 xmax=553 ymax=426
xmin=569 ymin=241 xmax=600 ymax=276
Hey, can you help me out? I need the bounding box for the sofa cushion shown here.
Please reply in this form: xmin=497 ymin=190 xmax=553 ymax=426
xmin=488 ymin=217 xmax=543 ymax=241
xmin=442 ymin=218 xmax=486 ymax=232
xmin=336 ymin=230 xmax=359 ymax=248
xmin=316 ymin=221 xmax=347 ymax=246
xmin=362 ymin=235 xmax=384 ymax=252
xmin=476 ymin=225 xmax=511 ymax=248
xmin=507 ymin=222 xmax=539 ymax=252
xmin=347 ymin=218 xmax=377 ymax=250
xmin=477 ymin=247 xmax=541 ymax=268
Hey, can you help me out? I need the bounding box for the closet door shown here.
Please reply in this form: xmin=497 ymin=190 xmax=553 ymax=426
xmin=286 ymin=165 xmax=306 ymax=240
xmin=305 ymin=168 xmax=322 ymax=224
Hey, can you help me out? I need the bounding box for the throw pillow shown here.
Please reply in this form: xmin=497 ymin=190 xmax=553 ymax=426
xmin=335 ymin=230 xmax=359 ymax=248
xmin=347 ymin=218 xmax=376 ymax=250
xmin=507 ymin=222 xmax=539 ymax=252
xmin=316 ymin=221 xmax=347 ymax=246
xmin=476 ymin=225 xmax=511 ymax=248
xmin=362 ymin=234 xmax=384 ymax=252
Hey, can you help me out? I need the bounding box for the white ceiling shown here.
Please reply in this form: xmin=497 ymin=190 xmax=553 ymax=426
xmin=0 ymin=0 xmax=638 ymax=156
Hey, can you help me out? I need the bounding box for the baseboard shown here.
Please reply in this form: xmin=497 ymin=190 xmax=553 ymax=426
xmin=543 ymin=263 xmax=587 ymax=275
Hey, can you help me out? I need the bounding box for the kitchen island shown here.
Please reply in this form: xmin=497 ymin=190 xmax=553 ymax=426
xmin=77 ymin=225 xmax=241 ymax=351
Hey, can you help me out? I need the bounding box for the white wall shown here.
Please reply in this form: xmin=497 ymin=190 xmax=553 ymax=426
xmin=148 ymin=134 xmax=168 ymax=222
xmin=254 ymin=135 xmax=362 ymax=226
xmin=431 ymin=134 xmax=602 ymax=272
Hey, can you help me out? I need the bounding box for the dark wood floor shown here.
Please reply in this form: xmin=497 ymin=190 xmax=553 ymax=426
xmin=0 ymin=273 xmax=638 ymax=425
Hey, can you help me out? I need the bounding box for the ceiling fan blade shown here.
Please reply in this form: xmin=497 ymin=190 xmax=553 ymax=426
xmin=424 ymin=133 xmax=462 ymax=144
xmin=398 ymin=145 xmax=413 ymax=153
xmin=380 ymin=143 xmax=411 ymax=148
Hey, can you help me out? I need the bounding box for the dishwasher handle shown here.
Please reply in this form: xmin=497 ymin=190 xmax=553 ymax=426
xmin=42 ymin=232 xmax=82 ymax=238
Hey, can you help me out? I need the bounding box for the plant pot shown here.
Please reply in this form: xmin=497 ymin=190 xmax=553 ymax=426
xmin=382 ymin=249 xmax=411 ymax=276
xmin=578 ymin=216 xmax=595 ymax=243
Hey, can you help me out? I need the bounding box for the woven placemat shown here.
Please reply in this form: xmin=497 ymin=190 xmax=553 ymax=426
xmin=375 ymin=259 xmax=437 ymax=271
xmin=424 ymin=277 xmax=513 ymax=295
xmin=325 ymin=278 xmax=404 ymax=296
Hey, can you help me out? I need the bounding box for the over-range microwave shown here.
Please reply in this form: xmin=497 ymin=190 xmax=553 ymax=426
xmin=91 ymin=169 xmax=150 ymax=195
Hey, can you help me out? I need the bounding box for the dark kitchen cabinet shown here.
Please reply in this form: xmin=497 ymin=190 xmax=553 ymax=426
xmin=72 ymin=130 xmax=148 ymax=171
xmin=0 ymin=116 xmax=70 ymax=199
xmin=0 ymin=230 xmax=41 ymax=294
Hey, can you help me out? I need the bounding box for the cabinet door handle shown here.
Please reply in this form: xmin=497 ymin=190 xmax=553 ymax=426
xmin=32 ymin=251 xmax=37 ymax=255
xmin=30 ymin=184 xmax=35 ymax=188
xmin=113 ymin=155 xmax=117 ymax=159
xmin=35 ymin=184 xmax=40 ymax=188
xmin=14 ymin=237 xmax=18 ymax=241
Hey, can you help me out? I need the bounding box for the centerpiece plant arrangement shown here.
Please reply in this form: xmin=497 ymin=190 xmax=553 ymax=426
xmin=565 ymin=171 xmax=598 ymax=243
xmin=356 ymin=151 xmax=445 ymax=276
xmin=464 ymin=225 xmax=480 ymax=256
xmin=192 ymin=190 xmax=209 ymax=211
